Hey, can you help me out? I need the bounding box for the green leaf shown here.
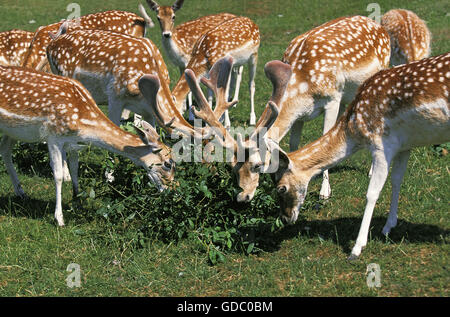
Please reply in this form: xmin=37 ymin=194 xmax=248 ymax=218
xmin=246 ymin=242 xmax=255 ymax=254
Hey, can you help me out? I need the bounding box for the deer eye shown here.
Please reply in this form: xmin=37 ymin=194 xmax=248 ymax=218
xmin=163 ymin=159 xmax=174 ymax=170
xmin=253 ymin=162 xmax=263 ymax=172
xmin=277 ymin=185 xmax=287 ymax=194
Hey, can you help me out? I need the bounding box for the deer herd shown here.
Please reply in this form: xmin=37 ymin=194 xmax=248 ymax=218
xmin=0 ymin=0 xmax=448 ymax=259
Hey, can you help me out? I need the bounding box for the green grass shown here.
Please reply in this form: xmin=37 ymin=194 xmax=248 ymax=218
xmin=0 ymin=0 xmax=449 ymax=297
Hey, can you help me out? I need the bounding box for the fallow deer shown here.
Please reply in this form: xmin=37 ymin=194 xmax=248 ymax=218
xmin=145 ymin=0 xmax=237 ymax=113
xmin=167 ymin=15 xmax=260 ymax=127
xmin=233 ymin=16 xmax=391 ymax=203
xmin=381 ymin=9 xmax=431 ymax=66
xmin=0 ymin=29 xmax=34 ymax=67
xmin=22 ymin=6 xmax=154 ymax=72
xmin=47 ymin=25 xmax=170 ymax=126
xmin=273 ymin=52 xmax=450 ymax=259
xmin=0 ymin=66 xmax=174 ymax=227
xmin=138 ymin=56 xmax=290 ymax=180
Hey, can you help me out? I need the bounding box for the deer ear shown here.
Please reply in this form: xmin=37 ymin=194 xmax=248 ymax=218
xmin=172 ymin=0 xmax=185 ymax=11
xmin=135 ymin=125 xmax=151 ymax=145
xmin=135 ymin=121 xmax=161 ymax=146
xmin=146 ymin=0 xmax=160 ymax=12
xmin=271 ymin=145 xmax=292 ymax=172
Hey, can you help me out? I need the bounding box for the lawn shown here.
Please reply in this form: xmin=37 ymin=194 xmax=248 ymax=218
xmin=0 ymin=0 xmax=448 ymax=298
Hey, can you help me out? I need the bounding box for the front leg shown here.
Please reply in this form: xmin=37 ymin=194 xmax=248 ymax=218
xmin=48 ymin=139 xmax=65 ymax=227
xmin=349 ymin=149 xmax=393 ymax=259
xmin=108 ymin=95 xmax=124 ymax=127
xmin=319 ymin=94 xmax=342 ymax=200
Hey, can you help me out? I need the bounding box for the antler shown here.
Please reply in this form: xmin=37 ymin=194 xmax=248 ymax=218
xmin=199 ymin=56 xmax=238 ymax=119
xmin=185 ymin=56 xmax=237 ymax=150
xmin=237 ymin=60 xmax=292 ymax=150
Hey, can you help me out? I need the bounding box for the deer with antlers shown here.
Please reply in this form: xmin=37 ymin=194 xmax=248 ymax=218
xmin=145 ymin=0 xmax=237 ymax=114
xmin=272 ymin=52 xmax=449 ymax=259
xmin=22 ymin=6 xmax=154 ymax=72
xmin=231 ymin=16 xmax=391 ymax=203
xmin=47 ymin=24 xmax=170 ymax=126
xmin=0 ymin=30 xmax=34 ymax=67
xmin=138 ymin=55 xmax=289 ymax=177
xmin=381 ymin=9 xmax=431 ymax=66
xmin=0 ymin=66 xmax=174 ymax=227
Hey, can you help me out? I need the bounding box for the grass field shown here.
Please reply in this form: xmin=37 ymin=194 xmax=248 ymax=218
xmin=0 ymin=0 xmax=449 ymax=297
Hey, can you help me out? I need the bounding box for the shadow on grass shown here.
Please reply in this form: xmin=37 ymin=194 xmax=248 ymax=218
xmin=255 ymin=216 xmax=449 ymax=255
xmin=0 ymin=194 xmax=96 ymax=226
xmin=0 ymin=195 xmax=52 ymax=221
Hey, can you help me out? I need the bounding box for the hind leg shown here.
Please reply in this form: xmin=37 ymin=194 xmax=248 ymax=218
xmin=0 ymin=136 xmax=26 ymax=198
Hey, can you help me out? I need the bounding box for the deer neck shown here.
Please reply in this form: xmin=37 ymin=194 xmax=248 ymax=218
xmin=81 ymin=123 xmax=155 ymax=164
xmin=161 ymin=32 xmax=189 ymax=68
xmin=289 ymin=120 xmax=359 ymax=178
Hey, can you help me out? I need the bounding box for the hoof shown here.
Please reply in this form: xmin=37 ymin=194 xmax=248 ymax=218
xmin=347 ymin=254 xmax=359 ymax=261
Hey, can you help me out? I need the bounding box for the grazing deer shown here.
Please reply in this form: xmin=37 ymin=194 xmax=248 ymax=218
xmin=22 ymin=6 xmax=154 ymax=72
xmin=272 ymin=52 xmax=450 ymax=259
xmin=165 ymin=14 xmax=260 ymax=127
xmin=233 ymin=16 xmax=391 ymax=203
xmin=381 ymin=9 xmax=431 ymax=66
xmin=0 ymin=30 xmax=34 ymax=67
xmin=145 ymin=0 xmax=237 ymax=113
xmin=47 ymin=25 xmax=170 ymax=126
xmin=138 ymin=56 xmax=290 ymax=182
xmin=0 ymin=66 xmax=174 ymax=226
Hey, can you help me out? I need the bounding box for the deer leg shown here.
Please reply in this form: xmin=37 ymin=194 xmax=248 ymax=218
xmin=0 ymin=136 xmax=26 ymax=198
xmin=108 ymin=95 xmax=124 ymax=127
xmin=382 ymin=150 xmax=410 ymax=236
xmin=349 ymin=149 xmax=393 ymax=259
xmin=248 ymin=54 xmax=257 ymax=126
xmin=230 ymin=66 xmax=243 ymax=104
xmin=47 ymin=139 xmax=65 ymax=227
xmin=289 ymin=119 xmax=305 ymax=151
xmin=319 ymin=94 xmax=342 ymax=200
xmin=61 ymin=150 xmax=72 ymax=182
xmin=121 ymin=108 xmax=131 ymax=122
xmin=64 ymin=145 xmax=79 ymax=199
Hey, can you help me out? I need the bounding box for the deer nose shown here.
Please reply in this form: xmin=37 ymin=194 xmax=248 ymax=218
xmin=237 ymin=192 xmax=252 ymax=203
xmin=163 ymin=32 xmax=172 ymax=38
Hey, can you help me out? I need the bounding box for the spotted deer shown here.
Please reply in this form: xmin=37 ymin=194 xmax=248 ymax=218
xmin=232 ymin=16 xmax=391 ymax=203
xmin=47 ymin=25 xmax=170 ymax=126
xmin=381 ymin=9 xmax=431 ymax=66
xmin=22 ymin=6 xmax=154 ymax=72
xmin=145 ymin=0 xmax=237 ymax=113
xmin=138 ymin=56 xmax=289 ymax=174
xmin=0 ymin=30 xmax=34 ymax=67
xmin=273 ymin=52 xmax=450 ymax=259
xmin=0 ymin=66 xmax=175 ymax=226
xmin=167 ymin=15 xmax=260 ymax=127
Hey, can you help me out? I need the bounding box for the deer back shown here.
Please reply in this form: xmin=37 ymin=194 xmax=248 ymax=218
xmin=381 ymin=9 xmax=431 ymax=65
xmin=0 ymin=30 xmax=34 ymax=67
xmin=282 ymin=16 xmax=391 ymax=97
xmin=23 ymin=10 xmax=150 ymax=71
xmin=47 ymin=29 xmax=170 ymax=97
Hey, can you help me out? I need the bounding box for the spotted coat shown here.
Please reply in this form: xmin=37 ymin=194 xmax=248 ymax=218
xmin=381 ymin=9 xmax=431 ymax=65
xmin=47 ymin=29 xmax=169 ymax=125
xmin=171 ymin=16 xmax=260 ymax=110
xmin=0 ymin=30 xmax=34 ymax=67
xmin=22 ymin=10 xmax=151 ymax=72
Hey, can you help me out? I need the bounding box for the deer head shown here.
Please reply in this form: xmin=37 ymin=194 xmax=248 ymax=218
xmin=147 ymin=0 xmax=185 ymax=38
